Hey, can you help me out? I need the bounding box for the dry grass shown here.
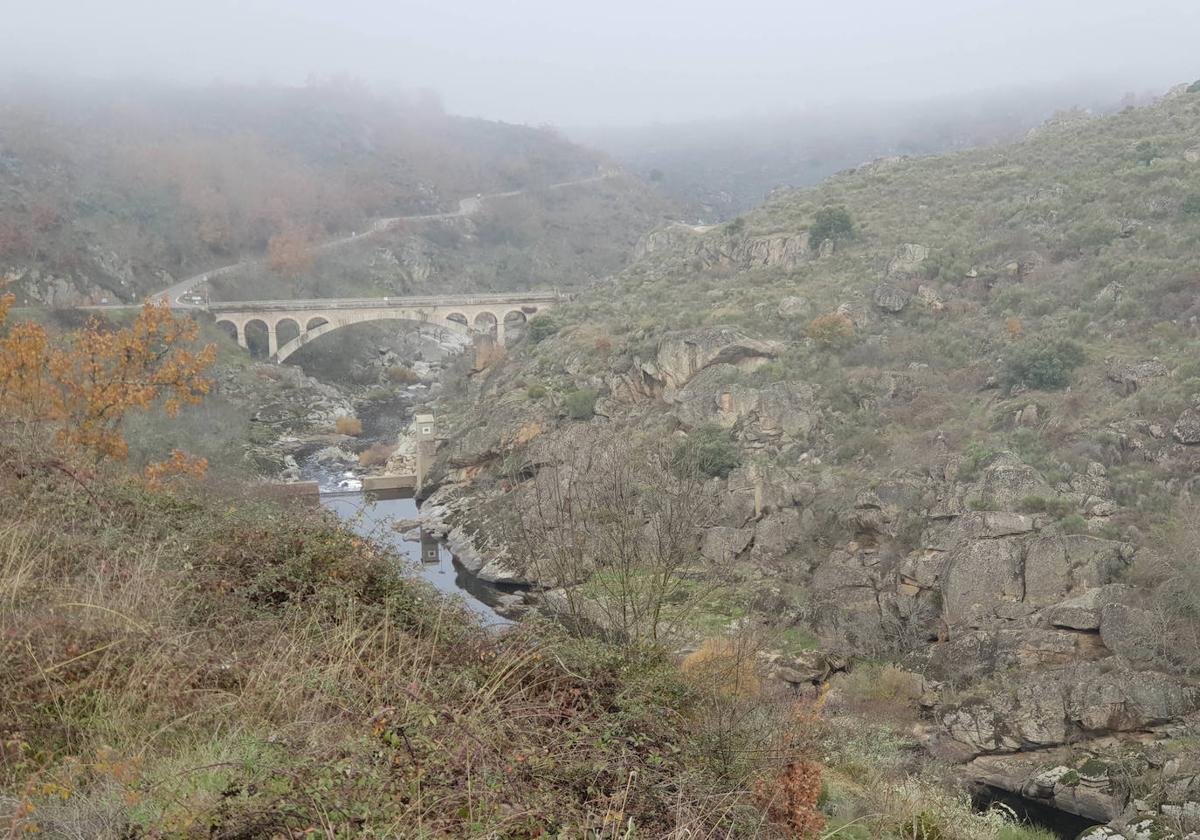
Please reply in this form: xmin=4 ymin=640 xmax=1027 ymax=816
xmin=0 ymin=455 xmax=797 ymax=838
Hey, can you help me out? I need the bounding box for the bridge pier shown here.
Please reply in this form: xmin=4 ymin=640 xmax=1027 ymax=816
xmin=235 ymin=322 xmax=247 ymax=349
xmin=267 ymin=325 xmax=278 ymax=359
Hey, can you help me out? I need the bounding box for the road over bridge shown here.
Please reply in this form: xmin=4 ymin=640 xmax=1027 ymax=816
xmin=209 ymin=291 xmax=564 ymax=362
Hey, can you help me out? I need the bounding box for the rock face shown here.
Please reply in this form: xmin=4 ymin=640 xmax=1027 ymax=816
xmin=643 ymin=328 xmax=785 ymax=393
xmin=634 ymin=226 xmax=811 ymax=271
xmin=872 ymin=284 xmax=911 ymax=313
xmin=673 ymin=366 xmax=819 ymax=444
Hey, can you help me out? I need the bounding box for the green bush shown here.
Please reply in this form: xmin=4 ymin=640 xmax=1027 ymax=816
xmin=564 ymin=387 xmax=597 ymax=420
xmin=1001 ymin=338 xmax=1086 ymax=391
xmin=1183 ymin=194 xmax=1200 ymax=217
xmin=1188 ymin=80 xmax=1200 ymax=94
xmin=1134 ymin=140 xmax=1163 ymax=166
xmin=526 ymin=383 xmax=547 ymax=399
xmin=672 ymin=425 xmax=742 ymax=479
xmin=527 ymin=315 xmax=559 ymax=344
xmin=808 ymin=206 xmax=855 ymax=249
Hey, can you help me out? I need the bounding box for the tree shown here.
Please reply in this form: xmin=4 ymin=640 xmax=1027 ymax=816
xmin=805 ymin=312 xmax=855 ymax=347
xmin=504 ymin=433 xmax=719 ymax=645
xmin=0 ymin=295 xmax=216 ymax=472
xmin=808 ymin=206 xmax=854 ymax=250
xmin=1001 ymin=337 xmax=1085 ymax=391
xmin=672 ymin=425 xmax=741 ymax=479
xmin=526 ymin=314 xmax=559 ymax=344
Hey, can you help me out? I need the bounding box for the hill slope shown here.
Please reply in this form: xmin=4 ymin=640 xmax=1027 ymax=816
xmin=430 ymin=81 xmax=1200 ymax=833
xmin=0 ymin=80 xmax=667 ymax=305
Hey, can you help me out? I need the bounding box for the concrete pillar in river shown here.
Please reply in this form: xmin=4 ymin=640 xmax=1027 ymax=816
xmin=414 ymin=411 xmax=437 ymax=489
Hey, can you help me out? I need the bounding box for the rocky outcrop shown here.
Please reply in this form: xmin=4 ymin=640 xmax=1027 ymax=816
xmin=634 ymin=225 xmax=810 ymax=271
xmin=873 ymin=284 xmax=911 ymax=313
xmin=886 ymin=243 xmax=929 ymax=280
xmin=1107 ymin=359 xmax=1169 ymax=393
xmin=643 ymin=328 xmax=785 ymax=393
xmin=1173 ymin=407 xmax=1200 ymax=444
xmin=939 ymin=663 xmax=1200 ymax=758
xmin=672 ymin=365 xmax=819 ymax=444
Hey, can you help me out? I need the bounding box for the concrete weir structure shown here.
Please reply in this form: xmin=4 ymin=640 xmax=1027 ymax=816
xmin=209 ymin=291 xmax=564 ymax=363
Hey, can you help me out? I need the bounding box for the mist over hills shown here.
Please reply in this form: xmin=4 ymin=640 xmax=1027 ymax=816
xmin=573 ymin=82 xmax=1151 ymax=220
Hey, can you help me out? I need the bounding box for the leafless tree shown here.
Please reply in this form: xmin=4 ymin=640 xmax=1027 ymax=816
xmin=504 ymin=430 xmax=720 ymax=645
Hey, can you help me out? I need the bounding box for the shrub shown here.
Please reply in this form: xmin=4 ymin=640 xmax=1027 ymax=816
xmin=527 ymin=315 xmax=559 ymax=344
xmin=1189 ymin=80 xmax=1200 ymax=94
xmin=384 ymin=365 xmax=420 ymax=385
xmin=526 ymin=383 xmax=547 ymax=399
xmin=724 ymin=216 xmax=746 ymax=236
xmin=335 ymin=416 xmax=363 ymax=436
xmin=563 ymin=388 xmax=597 ymax=420
xmin=673 ymin=425 xmax=741 ymax=479
xmin=837 ymin=663 xmax=924 ymax=711
xmin=805 ymin=312 xmax=855 ymax=347
xmin=358 ymin=442 xmax=397 ymax=467
xmin=1001 ymin=338 xmax=1086 ymax=391
xmin=682 ymin=637 xmax=761 ymax=700
xmin=808 ymin=206 xmax=855 ymax=249
xmin=1183 ymin=194 xmax=1200 ymax=217
xmin=1134 ymin=140 xmax=1163 ymax=166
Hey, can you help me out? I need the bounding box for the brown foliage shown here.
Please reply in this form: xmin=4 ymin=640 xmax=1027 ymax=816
xmin=0 ymin=295 xmax=215 ymax=470
xmin=358 ymin=442 xmax=397 ymax=467
xmin=806 ymin=312 xmax=855 ymax=347
xmin=335 ymin=416 xmax=363 ymax=436
xmin=759 ymin=760 xmax=827 ymax=838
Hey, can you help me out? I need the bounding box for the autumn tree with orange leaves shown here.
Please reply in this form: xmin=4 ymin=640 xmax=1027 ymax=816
xmin=0 ymin=293 xmax=216 ymax=483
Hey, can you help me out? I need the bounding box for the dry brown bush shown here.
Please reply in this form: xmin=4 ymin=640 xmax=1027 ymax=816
xmin=335 ymin=416 xmax=363 ymax=436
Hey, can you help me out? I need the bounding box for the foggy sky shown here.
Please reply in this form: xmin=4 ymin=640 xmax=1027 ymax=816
xmin=4 ymin=0 xmax=1199 ymax=126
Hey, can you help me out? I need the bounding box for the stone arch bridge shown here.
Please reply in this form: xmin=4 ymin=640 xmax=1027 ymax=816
xmin=209 ymin=292 xmax=564 ymax=363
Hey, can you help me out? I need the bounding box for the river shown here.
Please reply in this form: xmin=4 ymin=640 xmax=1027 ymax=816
xmin=294 ymin=389 xmax=517 ymax=626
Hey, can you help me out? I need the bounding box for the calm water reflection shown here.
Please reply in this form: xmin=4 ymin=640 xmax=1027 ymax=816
xmin=321 ymin=492 xmax=513 ymax=626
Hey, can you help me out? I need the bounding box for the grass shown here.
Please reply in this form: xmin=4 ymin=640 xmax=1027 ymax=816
xmin=0 ymin=451 xmax=804 ymax=838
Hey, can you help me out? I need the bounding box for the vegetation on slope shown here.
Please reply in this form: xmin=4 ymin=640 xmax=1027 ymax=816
xmin=0 ymin=79 xmax=611 ymax=304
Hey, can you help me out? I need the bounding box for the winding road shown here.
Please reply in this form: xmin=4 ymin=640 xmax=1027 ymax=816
xmin=150 ymin=171 xmax=613 ymax=310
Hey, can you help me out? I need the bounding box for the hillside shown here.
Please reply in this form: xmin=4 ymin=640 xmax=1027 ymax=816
xmin=428 ymin=81 xmax=1200 ymax=835
xmin=0 ymin=79 xmax=666 ymax=305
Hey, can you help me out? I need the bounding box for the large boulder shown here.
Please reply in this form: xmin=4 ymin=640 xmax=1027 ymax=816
xmin=1044 ymin=585 xmax=1133 ymax=630
xmin=1023 ymin=535 xmax=1131 ymax=609
xmin=1107 ymin=359 xmax=1168 ymax=393
xmin=1099 ymin=603 xmax=1160 ymax=663
xmin=886 ymin=243 xmax=929 ymax=280
xmin=941 ymin=538 xmax=1025 ymax=626
xmin=873 ymin=284 xmax=911 ymax=313
xmin=1173 ymin=407 xmax=1200 ymax=444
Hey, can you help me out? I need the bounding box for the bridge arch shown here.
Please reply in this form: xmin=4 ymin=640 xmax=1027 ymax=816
xmin=306 ymin=316 xmax=329 ymax=331
xmin=445 ymin=312 xmax=468 ymax=328
xmin=244 ymin=319 xmax=270 ymax=359
xmin=275 ymin=318 xmax=301 ymax=347
xmin=215 ymin=319 xmax=240 ymax=346
xmin=473 ymin=311 xmax=498 ymax=335
xmin=274 ymin=312 xmax=470 ymax=364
